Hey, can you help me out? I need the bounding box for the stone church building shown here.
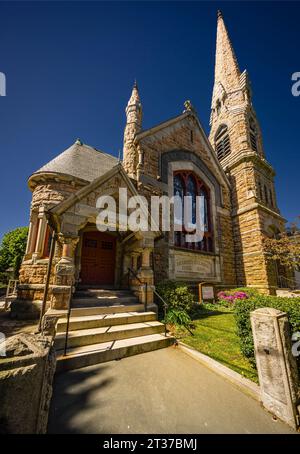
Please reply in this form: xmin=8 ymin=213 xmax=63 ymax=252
xmin=17 ymin=12 xmax=286 ymax=313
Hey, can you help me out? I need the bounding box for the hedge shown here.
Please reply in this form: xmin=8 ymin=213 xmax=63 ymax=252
xmin=234 ymin=295 xmax=300 ymax=368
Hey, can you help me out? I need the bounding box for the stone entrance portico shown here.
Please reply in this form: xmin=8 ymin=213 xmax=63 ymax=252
xmin=17 ymin=163 xmax=157 ymax=314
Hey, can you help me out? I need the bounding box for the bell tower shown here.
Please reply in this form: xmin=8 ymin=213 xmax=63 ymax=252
xmin=209 ymin=11 xmax=286 ymax=294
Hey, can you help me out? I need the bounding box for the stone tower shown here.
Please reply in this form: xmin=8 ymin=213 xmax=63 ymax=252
xmin=123 ymin=81 xmax=142 ymax=178
xmin=209 ymin=11 xmax=286 ymax=294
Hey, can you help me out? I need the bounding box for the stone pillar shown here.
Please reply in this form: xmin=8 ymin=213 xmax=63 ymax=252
xmin=251 ymin=308 xmax=300 ymax=429
xmin=139 ymin=248 xmax=154 ymax=306
xmin=32 ymin=208 xmax=47 ymax=260
xmin=131 ymin=252 xmax=139 ymax=272
xmin=52 ymin=235 xmax=79 ymax=310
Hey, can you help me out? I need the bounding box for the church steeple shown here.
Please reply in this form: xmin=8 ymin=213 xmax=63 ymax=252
xmin=209 ymin=10 xmax=263 ymax=161
xmin=213 ymin=10 xmax=240 ymax=94
xmin=123 ymin=81 xmax=143 ymax=176
xmin=209 ymin=11 xmax=285 ymax=294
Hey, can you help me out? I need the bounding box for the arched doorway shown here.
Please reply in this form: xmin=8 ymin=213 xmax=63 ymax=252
xmin=80 ymin=231 xmax=116 ymax=285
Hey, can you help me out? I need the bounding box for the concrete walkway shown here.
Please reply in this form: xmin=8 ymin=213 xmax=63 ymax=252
xmin=48 ymin=347 xmax=295 ymax=434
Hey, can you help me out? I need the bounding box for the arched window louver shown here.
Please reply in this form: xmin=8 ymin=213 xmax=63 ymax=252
xmin=249 ymin=118 xmax=258 ymax=152
xmin=215 ymin=125 xmax=231 ymax=161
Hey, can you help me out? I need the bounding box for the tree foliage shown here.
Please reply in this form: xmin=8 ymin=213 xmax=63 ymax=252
xmin=263 ymin=229 xmax=300 ymax=271
xmin=0 ymin=227 xmax=28 ymax=279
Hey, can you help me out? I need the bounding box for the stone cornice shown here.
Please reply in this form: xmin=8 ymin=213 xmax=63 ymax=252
xmin=232 ymin=201 xmax=286 ymax=223
xmin=223 ymin=151 xmax=275 ymax=176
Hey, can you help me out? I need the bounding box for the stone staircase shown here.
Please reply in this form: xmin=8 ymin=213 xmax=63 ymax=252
xmin=54 ymin=287 xmax=174 ymax=372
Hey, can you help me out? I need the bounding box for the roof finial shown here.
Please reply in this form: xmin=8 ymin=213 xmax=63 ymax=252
xmin=75 ymin=138 xmax=82 ymax=145
xmin=217 ymin=9 xmax=223 ymax=19
xmin=133 ymin=79 xmax=138 ymax=90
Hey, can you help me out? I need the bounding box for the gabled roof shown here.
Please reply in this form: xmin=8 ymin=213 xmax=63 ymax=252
xmin=135 ymin=109 xmax=230 ymax=189
xmin=31 ymin=141 xmax=118 ymax=183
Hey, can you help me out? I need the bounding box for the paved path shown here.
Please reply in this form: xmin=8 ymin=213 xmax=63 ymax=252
xmin=48 ymin=347 xmax=295 ymax=434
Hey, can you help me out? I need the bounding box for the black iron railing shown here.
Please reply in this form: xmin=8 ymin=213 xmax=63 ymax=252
xmin=153 ymin=288 xmax=168 ymax=337
xmin=127 ymin=267 xmax=169 ymax=337
xmin=63 ymin=286 xmax=73 ymax=356
xmin=128 ymin=267 xmax=148 ymax=312
xmin=277 ymin=275 xmax=298 ymax=290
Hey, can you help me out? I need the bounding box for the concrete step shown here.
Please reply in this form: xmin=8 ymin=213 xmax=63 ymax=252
xmin=56 ymin=333 xmax=175 ymax=372
xmin=56 ymin=311 xmax=157 ymax=332
xmin=55 ymin=320 xmax=165 ymax=350
xmin=72 ymin=296 xmax=138 ymax=307
xmin=70 ymin=303 xmax=145 ymax=317
xmin=74 ymin=289 xmax=134 ymax=298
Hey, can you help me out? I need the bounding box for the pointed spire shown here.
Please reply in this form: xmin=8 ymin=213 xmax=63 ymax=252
xmin=125 ymin=80 xmax=142 ymax=130
xmin=214 ymin=10 xmax=240 ymax=92
xmin=127 ymin=79 xmax=141 ymax=108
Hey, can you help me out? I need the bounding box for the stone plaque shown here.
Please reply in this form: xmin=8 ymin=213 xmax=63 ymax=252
xmin=174 ymin=251 xmax=215 ymax=279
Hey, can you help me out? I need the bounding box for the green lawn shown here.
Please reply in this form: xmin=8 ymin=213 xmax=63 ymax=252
xmin=178 ymin=305 xmax=258 ymax=383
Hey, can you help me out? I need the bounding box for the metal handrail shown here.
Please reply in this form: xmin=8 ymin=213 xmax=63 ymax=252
xmin=6 ymin=279 xmax=18 ymax=298
xmin=63 ymin=286 xmax=73 ymax=356
xmin=128 ymin=267 xmax=148 ymax=312
xmin=153 ymin=288 xmax=168 ymax=337
xmin=277 ymin=274 xmax=298 ymax=290
xmin=5 ymin=279 xmax=19 ymax=310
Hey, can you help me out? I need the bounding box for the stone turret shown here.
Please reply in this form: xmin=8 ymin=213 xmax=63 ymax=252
xmin=123 ymin=81 xmax=142 ymax=177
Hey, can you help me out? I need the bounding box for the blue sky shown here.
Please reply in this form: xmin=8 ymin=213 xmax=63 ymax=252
xmin=0 ymin=1 xmax=299 ymax=240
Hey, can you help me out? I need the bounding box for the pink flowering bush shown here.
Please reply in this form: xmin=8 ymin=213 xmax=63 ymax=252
xmin=217 ymin=290 xmax=248 ymax=306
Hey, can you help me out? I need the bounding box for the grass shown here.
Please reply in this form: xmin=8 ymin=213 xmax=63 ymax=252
xmin=177 ymin=304 xmax=258 ymax=383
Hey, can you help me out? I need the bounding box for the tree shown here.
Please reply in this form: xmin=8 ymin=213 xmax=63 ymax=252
xmin=263 ymin=218 xmax=300 ymax=271
xmin=0 ymin=227 xmax=28 ymax=280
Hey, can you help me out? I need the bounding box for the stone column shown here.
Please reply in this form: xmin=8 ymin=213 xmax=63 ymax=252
xmin=139 ymin=247 xmax=154 ymax=306
xmin=251 ymin=308 xmax=300 ymax=429
xmin=52 ymin=235 xmax=79 ymax=310
xmin=34 ymin=209 xmax=48 ymax=258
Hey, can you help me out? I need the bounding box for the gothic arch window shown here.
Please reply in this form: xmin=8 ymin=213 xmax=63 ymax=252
xmin=249 ymin=117 xmax=258 ymax=152
xmin=173 ymin=171 xmax=213 ymax=252
xmin=215 ymin=124 xmax=231 ymax=161
xmin=216 ymin=99 xmax=221 ymax=116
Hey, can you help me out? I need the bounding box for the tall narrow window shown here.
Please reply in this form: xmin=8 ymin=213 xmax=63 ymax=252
xmin=173 ymin=172 xmax=213 ymax=252
xmin=264 ymin=185 xmax=269 ymax=205
xmin=174 ymin=174 xmax=185 ymax=247
xmin=269 ymin=189 xmax=274 ymax=207
xmin=249 ymin=118 xmax=258 ymax=152
xmin=215 ymin=124 xmax=231 ymax=161
xmin=258 ymin=181 xmax=263 ymax=201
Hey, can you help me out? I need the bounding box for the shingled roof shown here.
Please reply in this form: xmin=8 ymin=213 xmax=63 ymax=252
xmin=31 ymin=141 xmax=119 ymax=182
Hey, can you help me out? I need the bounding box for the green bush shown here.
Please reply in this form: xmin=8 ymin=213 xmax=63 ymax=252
xmin=155 ymin=280 xmax=195 ymax=331
xmin=234 ymin=295 xmax=300 ymax=369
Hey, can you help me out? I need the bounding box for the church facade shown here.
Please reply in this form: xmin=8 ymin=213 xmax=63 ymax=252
xmin=17 ymin=12 xmax=287 ymax=312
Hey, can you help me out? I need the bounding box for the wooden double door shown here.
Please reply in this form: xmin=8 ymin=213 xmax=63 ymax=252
xmin=80 ymin=231 xmax=116 ymax=285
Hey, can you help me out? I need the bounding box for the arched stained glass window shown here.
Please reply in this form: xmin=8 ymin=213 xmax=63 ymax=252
xmin=186 ymin=175 xmax=197 ymax=225
xmin=173 ymin=172 xmax=213 ymax=252
xmin=199 ymin=187 xmax=209 ymax=232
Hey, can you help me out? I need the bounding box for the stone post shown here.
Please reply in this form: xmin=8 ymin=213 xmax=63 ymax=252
xmin=139 ymin=247 xmax=154 ymax=306
xmin=52 ymin=235 xmax=79 ymax=310
xmin=251 ymin=308 xmax=300 ymax=429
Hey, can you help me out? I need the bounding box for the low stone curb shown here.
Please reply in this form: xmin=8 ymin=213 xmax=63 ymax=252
xmin=177 ymin=341 xmax=261 ymax=402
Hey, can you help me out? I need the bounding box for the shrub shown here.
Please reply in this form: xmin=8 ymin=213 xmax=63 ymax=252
xmin=155 ymin=280 xmax=195 ymax=331
xmin=234 ymin=295 xmax=300 ymax=369
xmin=216 ymin=287 xmax=258 ymax=308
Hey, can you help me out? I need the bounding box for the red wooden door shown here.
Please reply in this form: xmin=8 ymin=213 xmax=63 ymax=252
xmin=80 ymin=232 xmax=116 ymax=285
